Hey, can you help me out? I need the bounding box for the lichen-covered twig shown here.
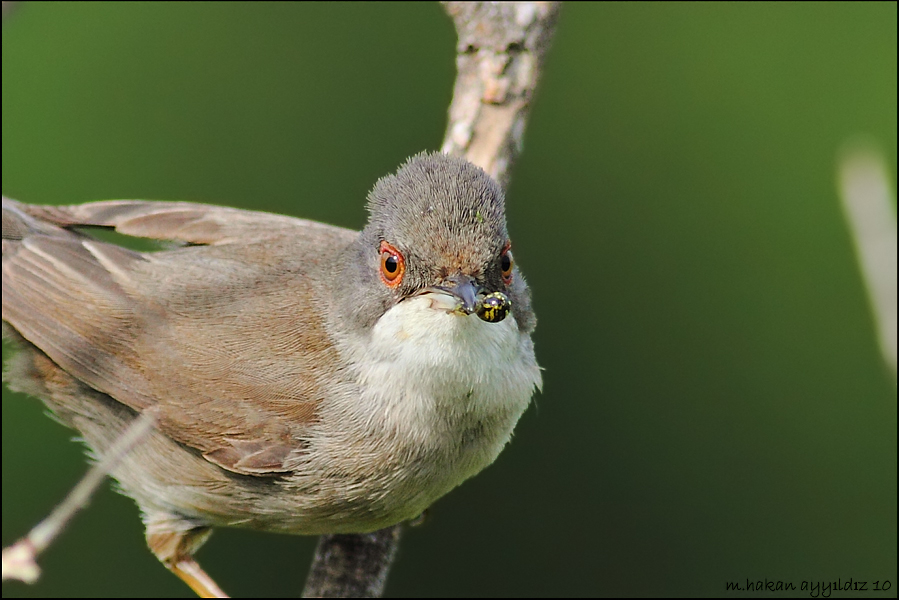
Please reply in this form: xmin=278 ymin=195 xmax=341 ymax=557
xmin=441 ymin=1 xmax=561 ymax=188
xmin=302 ymin=3 xmax=560 ymax=597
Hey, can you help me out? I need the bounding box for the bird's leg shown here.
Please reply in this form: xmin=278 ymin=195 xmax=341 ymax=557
xmin=147 ymin=528 xmax=228 ymax=598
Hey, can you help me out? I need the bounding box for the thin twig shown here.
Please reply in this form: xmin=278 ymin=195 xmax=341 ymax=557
xmin=2 ymin=410 xmax=158 ymax=583
xmin=301 ymin=2 xmax=561 ymax=597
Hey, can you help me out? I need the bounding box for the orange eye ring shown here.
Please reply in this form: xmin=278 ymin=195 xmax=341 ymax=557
xmin=500 ymin=242 xmax=513 ymax=285
xmin=379 ymin=241 xmax=405 ymax=287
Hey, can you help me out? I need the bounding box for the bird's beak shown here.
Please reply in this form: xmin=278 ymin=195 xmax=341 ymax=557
xmin=414 ymin=274 xmax=482 ymax=315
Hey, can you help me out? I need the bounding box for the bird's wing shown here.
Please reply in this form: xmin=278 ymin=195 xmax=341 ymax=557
xmin=15 ymin=198 xmax=342 ymax=245
xmin=2 ymin=198 xmax=358 ymax=475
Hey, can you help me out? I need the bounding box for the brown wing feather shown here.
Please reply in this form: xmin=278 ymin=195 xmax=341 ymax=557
xmin=3 ymin=197 xmax=358 ymax=475
xmin=20 ymin=198 xmax=342 ymax=246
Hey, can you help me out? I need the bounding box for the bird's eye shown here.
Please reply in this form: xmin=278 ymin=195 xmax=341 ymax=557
xmin=500 ymin=242 xmax=513 ymax=285
xmin=379 ymin=241 xmax=405 ymax=286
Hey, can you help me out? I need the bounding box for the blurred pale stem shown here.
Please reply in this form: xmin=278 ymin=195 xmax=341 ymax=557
xmin=838 ymin=147 xmax=898 ymax=380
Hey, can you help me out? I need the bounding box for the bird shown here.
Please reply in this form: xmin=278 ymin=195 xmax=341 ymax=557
xmin=1 ymin=151 xmax=542 ymax=597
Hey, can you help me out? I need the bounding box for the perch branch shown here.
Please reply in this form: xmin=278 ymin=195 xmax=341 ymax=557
xmin=441 ymin=1 xmax=561 ymax=187
xmin=302 ymin=528 xmax=402 ymax=598
xmin=302 ymin=2 xmax=560 ymax=597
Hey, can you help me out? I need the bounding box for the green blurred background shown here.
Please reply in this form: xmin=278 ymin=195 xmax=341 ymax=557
xmin=2 ymin=2 xmax=896 ymax=597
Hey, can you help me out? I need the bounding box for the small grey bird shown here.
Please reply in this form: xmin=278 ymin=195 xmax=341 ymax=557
xmin=1 ymin=152 xmax=541 ymax=596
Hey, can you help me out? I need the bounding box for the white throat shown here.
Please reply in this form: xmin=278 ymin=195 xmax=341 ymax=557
xmin=346 ymin=294 xmax=541 ymax=464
